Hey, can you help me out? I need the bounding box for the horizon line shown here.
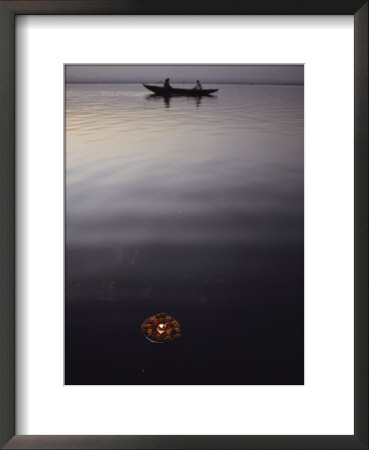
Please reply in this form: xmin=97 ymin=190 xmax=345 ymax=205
xmin=66 ymin=80 xmax=304 ymax=86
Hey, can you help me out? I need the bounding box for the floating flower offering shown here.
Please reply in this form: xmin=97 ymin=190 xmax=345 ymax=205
xmin=141 ymin=313 xmax=181 ymax=343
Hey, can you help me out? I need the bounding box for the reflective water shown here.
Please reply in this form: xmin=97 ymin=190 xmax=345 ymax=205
xmin=65 ymin=83 xmax=304 ymax=385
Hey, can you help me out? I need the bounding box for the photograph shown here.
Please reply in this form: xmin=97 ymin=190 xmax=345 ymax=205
xmin=65 ymin=64 xmax=304 ymax=385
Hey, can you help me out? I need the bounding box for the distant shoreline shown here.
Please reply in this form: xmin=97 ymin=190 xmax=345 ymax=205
xmin=66 ymin=81 xmax=304 ymax=86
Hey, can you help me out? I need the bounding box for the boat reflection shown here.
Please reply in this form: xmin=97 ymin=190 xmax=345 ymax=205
xmin=145 ymin=94 xmax=217 ymax=109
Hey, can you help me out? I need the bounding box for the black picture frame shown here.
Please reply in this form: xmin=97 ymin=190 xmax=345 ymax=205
xmin=0 ymin=1 xmax=367 ymax=449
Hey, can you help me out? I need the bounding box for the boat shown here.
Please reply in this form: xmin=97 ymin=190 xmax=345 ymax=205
xmin=143 ymin=83 xmax=218 ymax=96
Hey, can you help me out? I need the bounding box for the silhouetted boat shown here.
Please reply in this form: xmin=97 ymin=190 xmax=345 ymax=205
xmin=143 ymin=83 xmax=218 ymax=96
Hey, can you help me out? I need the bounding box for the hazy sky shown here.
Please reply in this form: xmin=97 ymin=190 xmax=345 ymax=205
xmin=65 ymin=65 xmax=303 ymax=84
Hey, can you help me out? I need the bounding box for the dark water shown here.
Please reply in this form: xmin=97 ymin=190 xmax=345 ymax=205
xmin=65 ymin=83 xmax=304 ymax=385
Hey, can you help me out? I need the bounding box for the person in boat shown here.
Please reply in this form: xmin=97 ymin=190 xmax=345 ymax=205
xmin=193 ymin=80 xmax=202 ymax=90
xmin=164 ymin=78 xmax=172 ymax=89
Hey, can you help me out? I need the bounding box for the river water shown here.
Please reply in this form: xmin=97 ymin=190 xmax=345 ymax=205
xmin=65 ymin=83 xmax=304 ymax=384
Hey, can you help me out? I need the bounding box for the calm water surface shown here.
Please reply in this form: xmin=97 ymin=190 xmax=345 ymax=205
xmin=66 ymin=83 xmax=304 ymax=384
